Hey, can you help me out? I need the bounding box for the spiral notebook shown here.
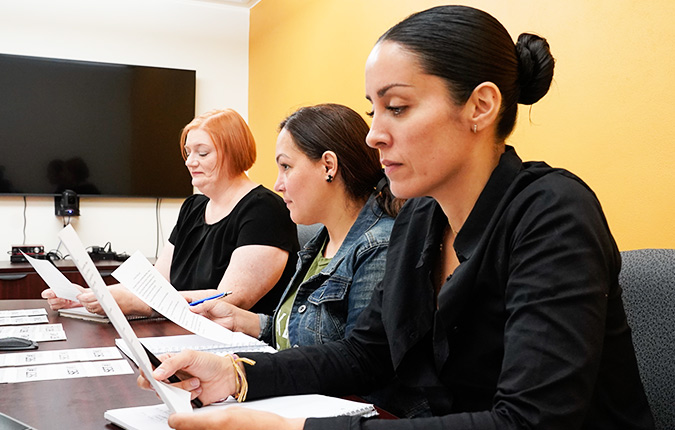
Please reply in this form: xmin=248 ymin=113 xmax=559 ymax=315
xmin=105 ymin=394 xmax=377 ymax=430
xmin=58 ymin=307 xmax=165 ymax=323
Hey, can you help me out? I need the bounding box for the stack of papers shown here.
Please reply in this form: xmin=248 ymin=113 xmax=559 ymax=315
xmin=116 ymin=334 xmax=275 ymax=363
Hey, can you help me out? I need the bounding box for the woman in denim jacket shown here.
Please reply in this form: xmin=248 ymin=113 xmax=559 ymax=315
xmin=261 ymin=192 xmax=392 ymax=347
xmin=191 ymin=103 xmax=402 ymax=349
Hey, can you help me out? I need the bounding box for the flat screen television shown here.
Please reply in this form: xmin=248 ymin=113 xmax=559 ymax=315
xmin=0 ymin=53 xmax=196 ymax=198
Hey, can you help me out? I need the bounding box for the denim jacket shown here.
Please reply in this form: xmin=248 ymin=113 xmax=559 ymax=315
xmin=258 ymin=195 xmax=394 ymax=348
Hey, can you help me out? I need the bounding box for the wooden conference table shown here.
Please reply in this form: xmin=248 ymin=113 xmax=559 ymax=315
xmin=0 ymin=300 xmax=395 ymax=429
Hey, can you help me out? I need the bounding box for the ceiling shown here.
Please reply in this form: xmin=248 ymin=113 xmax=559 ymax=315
xmin=196 ymin=0 xmax=261 ymax=8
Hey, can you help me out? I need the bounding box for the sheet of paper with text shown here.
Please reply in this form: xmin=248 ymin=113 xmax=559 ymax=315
xmin=112 ymin=251 xmax=262 ymax=348
xmin=57 ymin=225 xmax=192 ymax=414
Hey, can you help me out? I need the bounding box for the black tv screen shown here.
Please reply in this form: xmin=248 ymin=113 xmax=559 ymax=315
xmin=0 ymin=53 xmax=195 ymax=198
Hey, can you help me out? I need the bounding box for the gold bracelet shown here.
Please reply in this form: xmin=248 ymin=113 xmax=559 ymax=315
xmin=228 ymin=354 xmax=256 ymax=402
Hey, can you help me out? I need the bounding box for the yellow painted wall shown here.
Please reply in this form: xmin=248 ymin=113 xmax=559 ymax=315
xmin=249 ymin=0 xmax=675 ymax=251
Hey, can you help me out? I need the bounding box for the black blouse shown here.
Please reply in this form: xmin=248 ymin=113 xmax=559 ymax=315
xmin=168 ymin=186 xmax=298 ymax=315
xmin=242 ymin=147 xmax=654 ymax=429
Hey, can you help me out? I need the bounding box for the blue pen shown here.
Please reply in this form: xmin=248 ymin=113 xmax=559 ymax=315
xmin=189 ymin=291 xmax=233 ymax=306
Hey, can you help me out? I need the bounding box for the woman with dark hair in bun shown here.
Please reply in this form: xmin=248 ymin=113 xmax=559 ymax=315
xmin=139 ymin=6 xmax=654 ymax=429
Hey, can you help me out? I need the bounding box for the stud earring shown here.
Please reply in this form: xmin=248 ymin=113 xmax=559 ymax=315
xmin=472 ymin=124 xmax=478 ymax=134
xmin=326 ymin=174 xmax=333 ymax=183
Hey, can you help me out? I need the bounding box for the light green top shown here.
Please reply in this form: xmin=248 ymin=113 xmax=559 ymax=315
xmin=275 ymin=244 xmax=332 ymax=350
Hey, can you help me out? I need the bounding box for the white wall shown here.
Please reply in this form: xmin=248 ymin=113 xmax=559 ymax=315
xmin=0 ymin=0 xmax=250 ymax=261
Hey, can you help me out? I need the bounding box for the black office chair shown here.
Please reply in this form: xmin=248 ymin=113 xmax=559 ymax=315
xmin=619 ymin=248 xmax=675 ymax=430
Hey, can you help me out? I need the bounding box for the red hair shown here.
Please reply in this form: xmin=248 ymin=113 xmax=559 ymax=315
xmin=180 ymin=109 xmax=256 ymax=175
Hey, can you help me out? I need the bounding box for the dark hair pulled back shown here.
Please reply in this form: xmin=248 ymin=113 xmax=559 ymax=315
xmin=379 ymin=5 xmax=555 ymax=140
xmin=280 ymin=103 xmax=402 ymax=217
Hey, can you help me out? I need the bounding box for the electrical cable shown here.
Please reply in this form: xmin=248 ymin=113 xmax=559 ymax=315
xmin=22 ymin=196 xmax=27 ymax=244
xmin=155 ymin=198 xmax=162 ymax=259
xmin=155 ymin=198 xmax=159 ymax=258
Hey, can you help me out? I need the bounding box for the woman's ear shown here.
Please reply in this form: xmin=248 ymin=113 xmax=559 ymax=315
xmin=466 ymin=82 xmax=502 ymax=134
xmin=321 ymin=150 xmax=338 ymax=181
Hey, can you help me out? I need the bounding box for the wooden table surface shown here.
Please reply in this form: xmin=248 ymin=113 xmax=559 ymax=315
xmin=0 ymin=299 xmax=190 ymax=429
xmin=0 ymin=300 xmax=397 ymax=428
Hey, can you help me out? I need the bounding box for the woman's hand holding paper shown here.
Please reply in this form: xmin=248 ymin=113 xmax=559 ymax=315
xmin=77 ymin=284 xmax=154 ymax=316
xmin=41 ymin=284 xmax=86 ymax=310
xmin=137 ymin=350 xmax=237 ymax=406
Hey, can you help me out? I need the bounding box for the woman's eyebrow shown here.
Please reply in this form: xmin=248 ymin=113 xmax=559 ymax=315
xmin=366 ymin=82 xmax=413 ymax=101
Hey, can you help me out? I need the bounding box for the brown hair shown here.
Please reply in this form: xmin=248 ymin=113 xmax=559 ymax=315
xmin=180 ymin=109 xmax=256 ymax=175
xmin=279 ymin=103 xmax=403 ymax=217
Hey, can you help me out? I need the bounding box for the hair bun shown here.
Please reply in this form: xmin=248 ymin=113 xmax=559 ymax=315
xmin=515 ymin=33 xmax=555 ymax=105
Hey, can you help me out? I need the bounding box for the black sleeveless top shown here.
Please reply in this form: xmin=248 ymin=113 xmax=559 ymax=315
xmin=168 ymin=186 xmax=298 ymax=314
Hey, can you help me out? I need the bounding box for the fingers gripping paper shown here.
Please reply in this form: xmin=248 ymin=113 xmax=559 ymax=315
xmin=22 ymin=252 xmax=82 ymax=301
xmin=57 ymin=225 xmax=192 ymax=414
